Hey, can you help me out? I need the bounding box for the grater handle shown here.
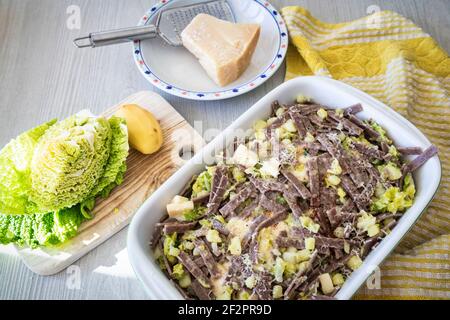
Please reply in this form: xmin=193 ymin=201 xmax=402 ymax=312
xmin=73 ymin=25 xmax=158 ymax=48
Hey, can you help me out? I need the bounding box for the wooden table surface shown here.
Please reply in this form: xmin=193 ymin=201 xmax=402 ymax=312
xmin=0 ymin=0 xmax=449 ymax=299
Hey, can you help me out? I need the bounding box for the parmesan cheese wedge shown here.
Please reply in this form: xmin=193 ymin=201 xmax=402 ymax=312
xmin=181 ymin=14 xmax=261 ymax=87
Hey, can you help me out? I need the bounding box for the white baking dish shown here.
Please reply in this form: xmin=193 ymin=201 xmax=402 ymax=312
xmin=127 ymin=76 xmax=441 ymax=300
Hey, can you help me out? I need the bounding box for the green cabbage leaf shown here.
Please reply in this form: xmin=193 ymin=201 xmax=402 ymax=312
xmin=78 ymin=116 xmax=129 ymax=218
xmin=30 ymin=112 xmax=112 ymax=213
xmin=0 ymin=204 xmax=88 ymax=248
xmin=87 ymin=116 xmax=129 ymax=200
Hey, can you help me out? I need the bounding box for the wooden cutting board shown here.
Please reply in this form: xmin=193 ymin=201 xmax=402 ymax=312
xmin=15 ymin=91 xmax=204 ymax=275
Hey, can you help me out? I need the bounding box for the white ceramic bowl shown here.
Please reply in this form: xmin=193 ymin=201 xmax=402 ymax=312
xmin=127 ymin=76 xmax=441 ymax=300
xmin=133 ymin=0 xmax=288 ymax=100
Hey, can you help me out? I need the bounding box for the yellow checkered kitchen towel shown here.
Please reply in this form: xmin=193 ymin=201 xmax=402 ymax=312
xmin=281 ymin=7 xmax=450 ymax=299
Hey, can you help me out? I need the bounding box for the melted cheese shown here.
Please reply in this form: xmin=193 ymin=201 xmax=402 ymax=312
xmin=181 ymin=14 xmax=261 ymax=86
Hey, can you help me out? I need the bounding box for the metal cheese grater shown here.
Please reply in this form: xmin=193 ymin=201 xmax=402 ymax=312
xmin=74 ymin=0 xmax=235 ymax=48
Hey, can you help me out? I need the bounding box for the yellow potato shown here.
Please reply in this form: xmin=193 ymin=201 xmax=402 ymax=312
xmin=115 ymin=104 xmax=163 ymax=154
